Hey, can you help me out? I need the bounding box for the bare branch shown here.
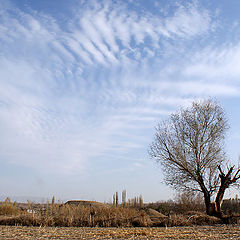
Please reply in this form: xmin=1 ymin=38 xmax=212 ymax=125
xmin=149 ymin=98 xmax=239 ymax=217
xmin=218 ymin=165 xmax=224 ymax=176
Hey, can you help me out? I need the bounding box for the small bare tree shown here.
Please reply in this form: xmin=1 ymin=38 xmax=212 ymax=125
xmin=113 ymin=193 xmax=116 ymax=207
xmin=116 ymin=191 xmax=119 ymax=207
xmin=122 ymin=189 xmax=127 ymax=206
xmin=149 ymin=99 xmax=240 ymax=218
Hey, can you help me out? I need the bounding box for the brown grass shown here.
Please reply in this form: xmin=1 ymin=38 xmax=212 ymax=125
xmin=0 ymin=203 xmax=151 ymax=227
xmin=0 ymin=201 xmax=228 ymax=227
xmin=0 ymin=203 xmax=20 ymax=215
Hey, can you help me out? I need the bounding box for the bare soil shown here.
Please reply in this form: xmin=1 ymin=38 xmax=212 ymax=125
xmin=0 ymin=225 xmax=240 ymax=239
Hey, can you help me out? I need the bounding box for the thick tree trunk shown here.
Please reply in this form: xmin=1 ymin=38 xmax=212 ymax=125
xmin=197 ymin=174 xmax=216 ymax=216
xmin=203 ymin=191 xmax=212 ymax=215
xmin=206 ymin=166 xmax=240 ymax=219
xmin=213 ymin=166 xmax=235 ymax=218
xmin=202 ymin=183 xmax=222 ymax=218
xmin=215 ymin=186 xmax=225 ymax=215
xmin=197 ymin=175 xmax=215 ymax=216
xmin=200 ymin=166 xmax=240 ymax=219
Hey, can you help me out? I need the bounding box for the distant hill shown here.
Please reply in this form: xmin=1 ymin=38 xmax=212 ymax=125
xmin=65 ymin=200 xmax=109 ymax=208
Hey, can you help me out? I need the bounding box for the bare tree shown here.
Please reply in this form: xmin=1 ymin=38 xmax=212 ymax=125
xmin=149 ymin=99 xmax=240 ymax=218
xmin=113 ymin=193 xmax=116 ymax=207
xmin=122 ymin=189 xmax=127 ymax=206
xmin=116 ymin=191 xmax=119 ymax=207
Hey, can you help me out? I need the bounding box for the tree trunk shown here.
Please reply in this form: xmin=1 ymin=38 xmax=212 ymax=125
xmin=203 ymin=190 xmax=212 ymax=215
xmin=213 ymin=166 xmax=235 ymax=218
xmin=198 ymin=175 xmax=214 ymax=216
xmin=198 ymin=166 xmax=240 ymax=219
xmin=202 ymin=186 xmax=221 ymax=217
xmin=215 ymin=186 xmax=225 ymax=217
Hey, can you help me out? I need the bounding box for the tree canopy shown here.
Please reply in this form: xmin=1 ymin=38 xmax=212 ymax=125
xmin=149 ymin=99 xmax=240 ymax=217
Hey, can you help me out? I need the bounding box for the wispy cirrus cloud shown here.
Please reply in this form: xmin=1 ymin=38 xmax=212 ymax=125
xmin=65 ymin=0 xmax=213 ymax=65
xmin=0 ymin=0 xmax=239 ymax=178
xmin=183 ymin=43 xmax=240 ymax=80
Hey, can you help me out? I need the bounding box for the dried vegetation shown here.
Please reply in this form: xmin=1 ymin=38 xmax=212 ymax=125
xmin=0 ymin=199 xmax=232 ymax=228
xmin=1 ymin=225 xmax=240 ymax=239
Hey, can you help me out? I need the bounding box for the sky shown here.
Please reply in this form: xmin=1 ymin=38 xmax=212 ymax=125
xmin=0 ymin=0 xmax=240 ymax=203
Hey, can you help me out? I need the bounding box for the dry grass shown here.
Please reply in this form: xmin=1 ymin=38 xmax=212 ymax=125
xmin=0 ymin=203 xmax=20 ymax=215
xmin=0 ymin=203 xmax=150 ymax=227
xmin=0 ymin=225 xmax=240 ymax=239
xmin=0 ymin=201 xmax=232 ymax=227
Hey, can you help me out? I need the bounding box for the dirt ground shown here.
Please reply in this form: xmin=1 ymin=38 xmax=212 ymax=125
xmin=0 ymin=225 xmax=240 ymax=239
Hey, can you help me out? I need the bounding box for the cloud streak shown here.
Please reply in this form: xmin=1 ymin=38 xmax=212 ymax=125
xmin=0 ymin=0 xmax=239 ymax=177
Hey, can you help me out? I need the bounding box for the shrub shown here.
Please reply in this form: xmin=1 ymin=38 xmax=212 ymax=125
xmin=0 ymin=200 xmax=20 ymax=216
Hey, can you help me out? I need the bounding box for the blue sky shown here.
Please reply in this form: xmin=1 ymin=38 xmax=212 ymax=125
xmin=0 ymin=0 xmax=240 ymax=203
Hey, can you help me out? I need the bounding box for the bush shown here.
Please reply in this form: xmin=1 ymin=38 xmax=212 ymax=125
xmin=0 ymin=201 xmax=20 ymax=216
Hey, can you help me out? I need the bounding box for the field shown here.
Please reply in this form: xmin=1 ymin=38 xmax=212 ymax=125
xmin=0 ymin=199 xmax=240 ymax=239
xmin=0 ymin=225 xmax=240 ymax=239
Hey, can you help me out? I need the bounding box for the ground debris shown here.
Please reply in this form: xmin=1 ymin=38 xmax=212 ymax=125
xmin=0 ymin=225 xmax=240 ymax=239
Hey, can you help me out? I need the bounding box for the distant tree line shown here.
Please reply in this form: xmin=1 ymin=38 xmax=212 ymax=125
xmin=112 ymin=190 xmax=143 ymax=208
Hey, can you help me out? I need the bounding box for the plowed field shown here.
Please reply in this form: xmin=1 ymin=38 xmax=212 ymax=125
xmin=0 ymin=225 xmax=240 ymax=239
